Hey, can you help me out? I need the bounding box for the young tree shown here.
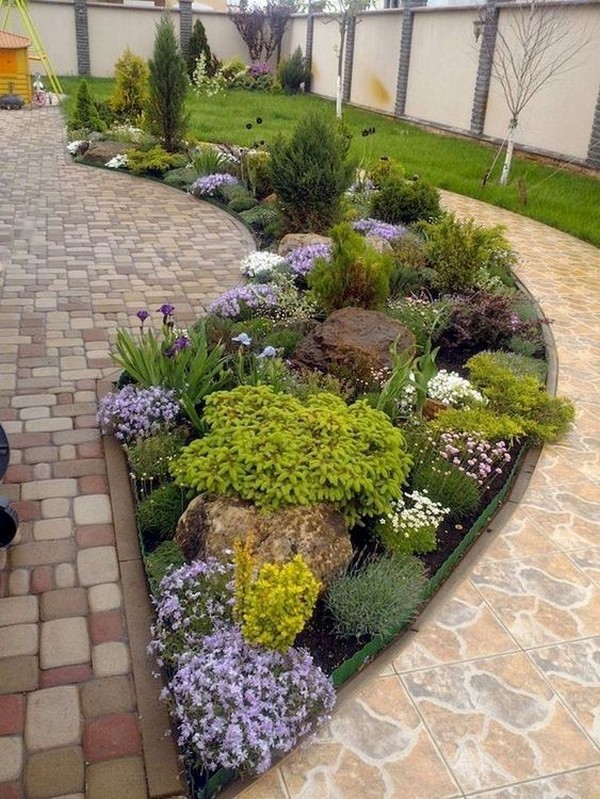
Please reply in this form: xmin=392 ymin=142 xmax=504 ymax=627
xmin=228 ymin=2 xmax=295 ymax=65
xmin=187 ymin=19 xmax=214 ymax=80
xmin=146 ymin=14 xmax=189 ymax=152
xmin=322 ymin=0 xmax=372 ymax=119
xmin=487 ymin=0 xmax=589 ymax=185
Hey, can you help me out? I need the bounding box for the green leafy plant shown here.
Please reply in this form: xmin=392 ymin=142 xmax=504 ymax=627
xmin=191 ymin=145 xmax=231 ymax=176
xmin=369 ymin=341 xmax=414 ymax=423
xmin=111 ymin=318 xmax=228 ymax=434
xmin=69 ymin=79 xmax=106 ymax=132
xmin=126 ymin=429 xmax=188 ymax=484
xmin=308 ymin=223 xmax=394 ymax=313
xmin=466 ymin=353 xmax=574 ymax=443
xmin=163 ymin=166 xmax=198 ymax=189
xmin=241 ymin=150 xmax=273 ymax=200
xmin=144 ymin=540 xmax=185 ymax=593
xmin=137 ymin=482 xmax=188 ymax=552
xmin=477 ymin=350 xmax=547 ymax=382
xmin=370 ymin=176 xmax=441 ymax=225
xmin=171 ymin=385 xmax=412 ymax=526
xmin=110 ymin=48 xmax=149 ymax=120
xmin=269 ymin=112 xmax=355 ymax=233
xmin=125 ymin=145 xmax=185 ymax=176
xmin=326 ymin=554 xmax=426 ymax=638
xmin=369 ymin=157 xmax=404 ymax=188
xmin=233 ymin=538 xmax=319 ymax=652
xmin=146 ymin=14 xmax=189 ymax=152
xmin=277 ymin=47 xmax=310 ymax=95
xmin=420 ymin=214 xmax=517 ymax=293
xmin=386 ymin=297 xmax=451 ymax=349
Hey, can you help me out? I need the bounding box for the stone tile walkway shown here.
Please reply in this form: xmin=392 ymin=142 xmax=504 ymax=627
xmin=236 ymin=195 xmax=600 ymax=797
xmin=0 ymin=107 xmax=254 ymax=799
xmin=3 ymin=105 xmax=600 ymax=799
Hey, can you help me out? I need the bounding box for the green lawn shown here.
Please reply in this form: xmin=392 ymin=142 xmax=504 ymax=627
xmin=60 ymin=76 xmax=600 ymax=248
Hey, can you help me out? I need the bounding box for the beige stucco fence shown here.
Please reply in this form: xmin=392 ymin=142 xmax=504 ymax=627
xmin=10 ymin=1 xmax=600 ymax=165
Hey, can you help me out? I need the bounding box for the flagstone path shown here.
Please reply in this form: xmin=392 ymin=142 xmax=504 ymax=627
xmin=2 ymin=104 xmax=600 ymax=799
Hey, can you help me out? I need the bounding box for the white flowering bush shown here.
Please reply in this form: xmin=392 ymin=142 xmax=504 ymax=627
xmin=66 ymin=140 xmax=89 ymax=156
xmin=105 ymin=153 xmax=129 ymax=170
xmin=427 ymin=370 xmax=485 ymax=408
xmin=240 ymin=251 xmax=288 ymax=282
xmin=192 ymin=53 xmax=227 ymax=97
xmin=377 ymin=490 xmax=449 ymax=554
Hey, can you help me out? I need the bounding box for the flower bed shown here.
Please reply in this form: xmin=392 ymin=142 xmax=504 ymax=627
xmin=93 ymin=113 xmax=575 ymax=797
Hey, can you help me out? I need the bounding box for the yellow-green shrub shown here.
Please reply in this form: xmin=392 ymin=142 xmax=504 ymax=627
xmin=233 ymin=539 xmax=319 ymax=652
xmin=110 ymin=48 xmax=149 ymax=119
xmin=429 ymin=406 xmax=525 ymax=442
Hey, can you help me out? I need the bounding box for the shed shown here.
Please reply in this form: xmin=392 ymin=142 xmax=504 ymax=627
xmin=0 ymin=30 xmax=31 ymax=102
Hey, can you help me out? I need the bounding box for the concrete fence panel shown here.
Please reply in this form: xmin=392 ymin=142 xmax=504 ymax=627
xmin=195 ymin=12 xmax=250 ymax=65
xmin=310 ymin=15 xmax=342 ymax=100
xmin=350 ymin=10 xmax=402 ymax=114
xmin=405 ymin=8 xmax=479 ymax=132
xmin=281 ymin=15 xmax=308 ymax=63
xmin=483 ymin=3 xmax=600 ymax=161
xmin=88 ymin=4 xmax=163 ymax=77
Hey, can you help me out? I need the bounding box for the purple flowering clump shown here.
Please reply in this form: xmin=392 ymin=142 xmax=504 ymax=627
xmin=286 ymin=243 xmax=332 ymax=278
xmin=209 ymin=284 xmax=280 ymax=319
xmin=168 ymin=625 xmax=335 ymax=774
xmin=191 ymin=173 xmax=238 ymax=197
xmin=439 ymin=431 xmax=511 ymax=487
xmin=249 ymin=62 xmax=270 ymax=77
xmin=149 ymin=558 xmax=234 ymax=668
xmin=353 ymin=218 xmax=407 ymax=242
xmin=97 ymin=385 xmax=179 ymax=443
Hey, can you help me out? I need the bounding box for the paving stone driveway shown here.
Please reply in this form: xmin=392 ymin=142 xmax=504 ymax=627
xmin=0 ymin=107 xmax=253 ymax=799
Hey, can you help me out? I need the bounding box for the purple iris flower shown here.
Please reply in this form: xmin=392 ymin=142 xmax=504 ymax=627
xmin=137 ymin=309 xmax=149 ymax=323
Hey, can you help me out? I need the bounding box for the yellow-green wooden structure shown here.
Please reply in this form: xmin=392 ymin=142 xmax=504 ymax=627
xmin=0 ymin=29 xmax=31 ymax=101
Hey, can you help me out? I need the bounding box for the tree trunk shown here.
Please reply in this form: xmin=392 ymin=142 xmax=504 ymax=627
xmin=500 ymin=119 xmax=518 ymax=186
xmin=336 ymin=17 xmax=347 ymax=119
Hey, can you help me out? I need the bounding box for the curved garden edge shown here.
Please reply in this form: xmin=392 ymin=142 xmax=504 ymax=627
xmin=91 ymin=213 xmax=561 ymax=798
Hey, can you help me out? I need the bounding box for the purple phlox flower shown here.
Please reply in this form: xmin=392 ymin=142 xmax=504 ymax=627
xmin=353 ymin=218 xmax=407 ymax=242
xmin=286 ymin=243 xmax=332 ymax=278
xmin=249 ymin=62 xmax=270 ymax=77
xmin=257 ymin=346 xmax=277 ymax=359
xmin=191 ymin=173 xmax=238 ymax=197
xmin=232 ymin=333 xmax=252 ymax=347
xmin=209 ymin=284 xmax=280 ymax=319
xmin=97 ymin=385 xmax=179 ymax=443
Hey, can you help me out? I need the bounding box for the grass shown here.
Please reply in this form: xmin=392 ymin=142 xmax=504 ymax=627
xmin=59 ymin=76 xmax=600 ymax=248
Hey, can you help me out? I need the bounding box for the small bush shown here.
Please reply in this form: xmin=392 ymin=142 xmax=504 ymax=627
xmin=228 ymin=195 xmax=258 ymax=213
xmin=410 ymin=450 xmax=482 ymax=519
xmin=369 ymin=157 xmax=404 ymax=188
xmin=242 ymin=150 xmax=273 ymax=199
xmin=239 ymin=205 xmax=283 ymax=247
xmin=234 ymin=539 xmax=319 ymax=651
xmin=277 ymin=47 xmax=310 ymax=94
xmin=144 ymin=540 xmax=185 ymax=593
xmin=370 ymin=176 xmax=441 ymax=225
xmin=137 ymin=482 xmax=188 ymax=551
xmin=438 ymin=291 xmax=521 ymax=356
xmin=171 ymin=385 xmax=412 ymax=526
xmin=191 ymin=145 xmax=232 ymax=177
xmin=420 ymin=214 xmax=517 ymax=293
xmin=69 ymin=79 xmax=106 ymax=132
xmin=466 ymin=353 xmax=574 ymax=443
xmin=478 ymin=350 xmax=547 ymax=382
xmin=126 ymin=429 xmax=188 ymax=483
xmin=187 ymin=19 xmax=215 ymax=80
xmin=126 ymin=145 xmax=184 ymax=176
xmin=269 ymin=112 xmax=355 ymax=233
xmin=429 ymin=405 xmax=525 ymax=441
xmin=376 ymin=490 xmax=448 ymax=555
xmin=110 ymin=48 xmax=149 ymax=119
xmin=163 ymin=166 xmax=198 ymax=189
xmin=326 ymin=554 xmax=426 ymax=638
xmin=386 ymin=297 xmax=451 ymax=349
xmin=308 ymin=223 xmax=394 ymax=313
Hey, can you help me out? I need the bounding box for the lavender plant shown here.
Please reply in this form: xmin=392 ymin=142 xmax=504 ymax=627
xmin=149 ymin=558 xmax=234 ymax=668
xmin=97 ymin=385 xmax=179 ymax=443
xmin=167 ymin=625 xmax=335 ymax=774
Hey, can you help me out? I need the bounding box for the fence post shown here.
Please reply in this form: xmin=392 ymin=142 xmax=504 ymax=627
xmin=179 ymin=0 xmax=193 ymax=60
xmin=394 ymin=0 xmax=425 ymax=117
xmin=586 ymin=86 xmax=600 ymax=168
xmin=470 ymin=0 xmax=499 ymax=135
xmin=342 ymin=16 xmax=356 ymax=103
xmin=305 ymin=14 xmax=315 ymax=92
xmin=74 ymin=0 xmax=90 ymax=76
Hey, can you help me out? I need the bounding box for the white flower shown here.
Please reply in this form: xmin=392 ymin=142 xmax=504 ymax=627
xmin=240 ymin=251 xmax=287 ymax=281
xmin=105 ymin=153 xmax=129 ymax=170
xmin=66 ymin=140 xmax=88 ymax=155
xmin=386 ymin=490 xmax=449 ymax=538
xmin=427 ymin=370 xmax=485 ymax=408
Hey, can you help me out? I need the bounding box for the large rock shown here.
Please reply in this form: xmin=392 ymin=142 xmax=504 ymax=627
xmin=175 ymin=497 xmax=352 ymax=588
xmin=278 ymin=233 xmax=331 ymax=257
xmin=81 ymin=141 xmax=132 ymax=167
xmin=293 ymin=307 xmax=415 ymax=375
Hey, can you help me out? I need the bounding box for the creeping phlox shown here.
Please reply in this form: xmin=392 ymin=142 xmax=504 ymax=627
xmin=105 ymin=153 xmax=129 ymax=170
xmin=239 ymin=251 xmax=287 ymax=281
xmin=426 ymin=370 xmax=486 ymax=408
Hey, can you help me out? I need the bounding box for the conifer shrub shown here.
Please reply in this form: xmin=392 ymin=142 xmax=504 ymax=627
xmin=146 ymin=14 xmax=189 ymax=152
xmin=171 ymin=385 xmax=411 ymax=526
xmin=69 ymin=79 xmax=106 ymax=132
xmin=186 ymin=19 xmax=215 ymax=80
xmin=370 ymin=175 xmax=441 ymax=226
xmin=308 ymin=223 xmax=394 ymax=313
xmin=269 ymin=112 xmax=355 ymax=233
xmin=125 ymin=145 xmax=185 ymax=176
xmin=110 ymin=48 xmax=149 ymax=120
xmin=277 ymin=47 xmax=310 ymax=94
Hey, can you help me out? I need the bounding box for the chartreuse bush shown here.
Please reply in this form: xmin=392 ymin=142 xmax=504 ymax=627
xmin=171 ymin=385 xmax=411 ymax=526
xmin=466 ymin=353 xmax=574 ymax=444
xmin=110 ymin=48 xmax=149 ymax=120
xmin=233 ymin=538 xmax=320 ymax=652
xmin=429 ymin=405 xmax=525 ymax=442
xmin=309 ymin=223 xmax=394 ymax=313
xmin=125 ymin=146 xmax=185 ymax=176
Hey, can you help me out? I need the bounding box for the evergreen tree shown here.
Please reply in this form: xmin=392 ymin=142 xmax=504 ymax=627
xmin=69 ymin=79 xmax=105 ymax=132
xmin=187 ymin=19 xmax=214 ymax=80
xmin=146 ymin=14 xmax=189 ymax=152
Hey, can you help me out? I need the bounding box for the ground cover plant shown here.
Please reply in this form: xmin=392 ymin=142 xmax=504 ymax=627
xmin=88 ymin=102 xmax=577 ymax=794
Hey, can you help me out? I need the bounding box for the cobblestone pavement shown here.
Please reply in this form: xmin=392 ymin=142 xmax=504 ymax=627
xmin=0 ymin=107 xmax=253 ymax=799
xmin=238 ymin=194 xmax=600 ymax=797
